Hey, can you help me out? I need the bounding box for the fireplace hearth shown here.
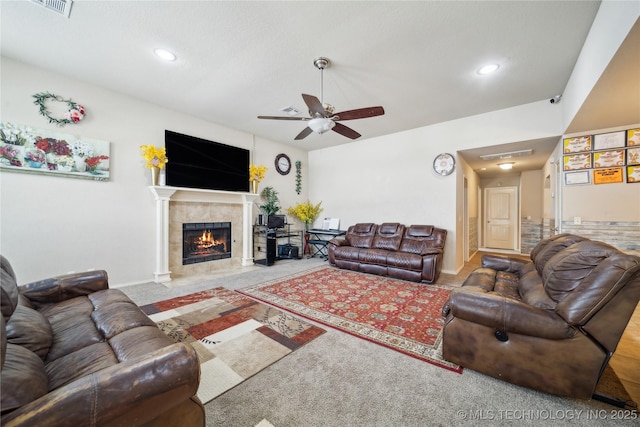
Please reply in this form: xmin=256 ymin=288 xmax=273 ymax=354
xmin=183 ymin=222 xmax=231 ymax=265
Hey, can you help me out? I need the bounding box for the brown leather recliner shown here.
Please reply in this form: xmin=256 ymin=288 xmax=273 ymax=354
xmin=328 ymin=222 xmax=447 ymax=283
xmin=441 ymin=234 xmax=640 ymax=399
xmin=1 ymin=255 xmax=205 ymax=426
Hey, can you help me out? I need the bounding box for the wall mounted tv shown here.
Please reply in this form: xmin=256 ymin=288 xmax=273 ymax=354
xmin=165 ymin=130 xmax=250 ymax=192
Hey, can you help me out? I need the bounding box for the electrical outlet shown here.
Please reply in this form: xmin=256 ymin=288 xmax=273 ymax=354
xmin=573 ymin=216 xmax=582 ymax=225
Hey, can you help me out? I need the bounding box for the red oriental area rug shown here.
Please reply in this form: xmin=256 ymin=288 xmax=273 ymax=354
xmin=140 ymin=287 xmax=325 ymax=404
xmin=238 ymin=267 xmax=462 ymax=373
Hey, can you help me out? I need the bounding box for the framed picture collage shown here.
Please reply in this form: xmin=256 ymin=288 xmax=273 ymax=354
xmin=563 ymin=128 xmax=640 ymax=186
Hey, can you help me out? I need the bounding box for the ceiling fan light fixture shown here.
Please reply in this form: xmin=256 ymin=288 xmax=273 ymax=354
xmin=308 ymin=117 xmax=335 ymax=134
xmin=498 ymin=162 xmax=515 ymax=170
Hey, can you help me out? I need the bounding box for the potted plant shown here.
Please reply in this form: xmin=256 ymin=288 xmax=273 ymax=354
xmin=249 ymin=164 xmax=267 ymax=193
xmin=288 ymin=200 xmax=323 ymax=231
xmin=259 ymin=186 xmax=281 ymax=217
xmin=140 ymin=145 xmax=168 ymax=185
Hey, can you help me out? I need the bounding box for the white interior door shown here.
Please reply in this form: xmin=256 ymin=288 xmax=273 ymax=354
xmin=484 ymin=186 xmax=518 ymax=250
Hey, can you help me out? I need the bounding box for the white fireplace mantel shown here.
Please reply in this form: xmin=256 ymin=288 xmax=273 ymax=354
xmin=148 ymin=186 xmax=260 ymax=283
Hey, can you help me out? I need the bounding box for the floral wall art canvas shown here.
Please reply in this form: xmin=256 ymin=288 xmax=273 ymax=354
xmin=0 ymin=122 xmax=110 ymax=181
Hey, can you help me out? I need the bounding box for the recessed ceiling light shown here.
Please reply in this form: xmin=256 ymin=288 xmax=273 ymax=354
xmin=498 ymin=162 xmax=515 ymax=170
xmin=154 ymin=48 xmax=177 ymax=62
xmin=477 ymin=64 xmax=500 ymax=75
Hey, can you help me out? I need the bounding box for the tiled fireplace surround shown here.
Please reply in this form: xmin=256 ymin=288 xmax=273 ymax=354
xmin=149 ymin=186 xmax=259 ymax=282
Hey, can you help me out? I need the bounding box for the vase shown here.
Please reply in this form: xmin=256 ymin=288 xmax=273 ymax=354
xmin=251 ymin=180 xmax=259 ymax=194
xmin=27 ymin=160 xmax=43 ymax=169
xmin=73 ymin=155 xmax=86 ymax=172
xmin=151 ymin=166 xmax=160 ymax=186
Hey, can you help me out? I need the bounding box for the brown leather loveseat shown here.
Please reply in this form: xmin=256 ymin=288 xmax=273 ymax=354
xmin=327 ymin=223 xmax=447 ymax=283
xmin=441 ymin=234 xmax=640 ymax=399
xmin=1 ymin=255 xmax=205 ymax=426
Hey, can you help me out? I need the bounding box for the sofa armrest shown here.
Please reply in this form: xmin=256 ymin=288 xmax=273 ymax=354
xmin=1 ymin=342 xmax=200 ymax=427
xmin=421 ymin=248 xmax=442 ymax=256
xmin=328 ymin=238 xmax=349 ymax=247
xmin=446 ymin=288 xmax=574 ymax=340
xmin=18 ymin=270 xmax=109 ymax=305
xmin=481 ymin=254 xmax=529 ymax=274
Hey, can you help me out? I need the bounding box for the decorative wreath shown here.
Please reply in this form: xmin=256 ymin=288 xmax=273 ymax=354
xmin=32 ymin=92 xmax=85 ymax=126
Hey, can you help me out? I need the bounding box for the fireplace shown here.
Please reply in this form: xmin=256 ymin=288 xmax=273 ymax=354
xmin=183 ymin=222 xmax=231 ymax=265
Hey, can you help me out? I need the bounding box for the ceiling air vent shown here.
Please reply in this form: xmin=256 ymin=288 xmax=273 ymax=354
xmin=280 ymin=106 xmax=300 ymax=116
xmin=31 ymin=0 xmax=73 ymax=18
xmin=479 ymin=149 xmax=533 ymax=161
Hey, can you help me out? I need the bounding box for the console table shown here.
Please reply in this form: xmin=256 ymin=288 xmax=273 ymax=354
xmin=306 ymin=229 xmax=346 ymax=259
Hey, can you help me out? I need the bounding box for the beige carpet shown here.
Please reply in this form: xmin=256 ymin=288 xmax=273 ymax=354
xmin=140 ymin=286 xmax=324 ymax=404
xmin=121 ymin=258 xmax=638 ymax=426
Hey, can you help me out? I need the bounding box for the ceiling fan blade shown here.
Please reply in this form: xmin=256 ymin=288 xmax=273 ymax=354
xmin=334 ymin=106 xmax=385 ymax=121
xmin=258 ymin=115 xmax=310 ymax=121
xmin=332 ymin=122 xmax=361 ymax=140
xmin=302 ymin=94 xmax=326 ymax=117
xmin=294 ymin=127 xmax=314 ymax=140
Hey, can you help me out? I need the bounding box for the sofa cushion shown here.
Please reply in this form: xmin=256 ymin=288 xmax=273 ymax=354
xmin=358 ymin=249 xmax=389 ymax=265
xmin=518 ymin=265 xmax=557 ymax=309
xmin=542 ymin=241 xmax=619 ymax=304
xmin=406 ymin=225 xmax=433 ymax=237
xmin=551 ymin=243 xmax=639 ymax=325
xmin=333 ymin=246 xmax=362 ymax=262
xmin=41 ymin=297 xmax=104 ymax=363
xmin=494 ymin=271 xmax=520 ymax=300
xmin=353 ymin=223 xmax=375 ymax=234
xmin=1 ymin=269 xmax=19 ymax=321
xmin=531 ymin=234 xmax=588 ymax=276
xmin=399 ymin=225 xmax=446 ymax=255
xmin=372 ymin=223 xmax=404 ymax=251
xmin=1 ymin=343 xmax=48 ymax=413
xmin=5 ymin=305 xmax=53 ymax=360
xmin=386 ymin=251 xmax=422 ymax=271
xmin=346 ymin=223 xmax=376 ymax=248
xmin=46 ymin=342 xmax=119 ymax=390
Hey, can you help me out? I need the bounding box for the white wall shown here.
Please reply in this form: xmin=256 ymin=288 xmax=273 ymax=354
xmin=0 ymin=58 xmax=307 ymax=285
xmin=520 ymin=170 xmax=543 ymax=221
xmin=308 ymin=101 xmax=564 ymax=273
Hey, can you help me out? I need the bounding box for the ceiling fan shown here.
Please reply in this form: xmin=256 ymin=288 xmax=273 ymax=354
xmin=258 ymin=57 xmax=385 ymax=140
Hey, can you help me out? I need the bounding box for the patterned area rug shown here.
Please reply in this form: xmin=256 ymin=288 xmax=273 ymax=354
xmin=238 ymin=266 xmax=461 ymax=373
xmin=140 ymin=287 xmax=325 ymax=404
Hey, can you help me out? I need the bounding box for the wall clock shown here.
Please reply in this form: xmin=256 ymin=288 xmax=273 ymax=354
xmin=433 ymin=153 xmax=455 ymax=176
xmin=275 ymin=153 xmax=291 ymax=175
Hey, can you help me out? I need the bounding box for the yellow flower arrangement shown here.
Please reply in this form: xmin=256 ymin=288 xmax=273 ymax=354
xmin=140 ymin=145 xmax=168 ymax=169
xmin=249 ymin=164 xmax=267 ymax=182
xmin=287 ymin=200 xmax=323 ymax=228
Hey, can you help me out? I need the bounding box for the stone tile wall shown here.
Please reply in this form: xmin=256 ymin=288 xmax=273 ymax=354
xmin=561 ymin=221 xmax=640 ymax=255
xmin=169 ymin=201 xmax=244 ymax=277
xmin=521 ymin=218 xmax=543 ymax=255
xmin=469 ymin=217 xmax=478 ymax=257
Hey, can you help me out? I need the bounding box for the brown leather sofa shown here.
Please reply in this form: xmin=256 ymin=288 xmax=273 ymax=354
xmin=0 ymin=255 xmax=205 ymax=426
xmin=441 ymin=234 xmax=640 ymax=399
xmin=327 ymin=223 xmax=447 ymax=283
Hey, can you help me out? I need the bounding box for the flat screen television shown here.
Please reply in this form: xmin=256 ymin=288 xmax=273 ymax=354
xmin=267 ymin=214 xmax=286 ymax=229
xmin=165 ymin=130 xmax=250 ymax=192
